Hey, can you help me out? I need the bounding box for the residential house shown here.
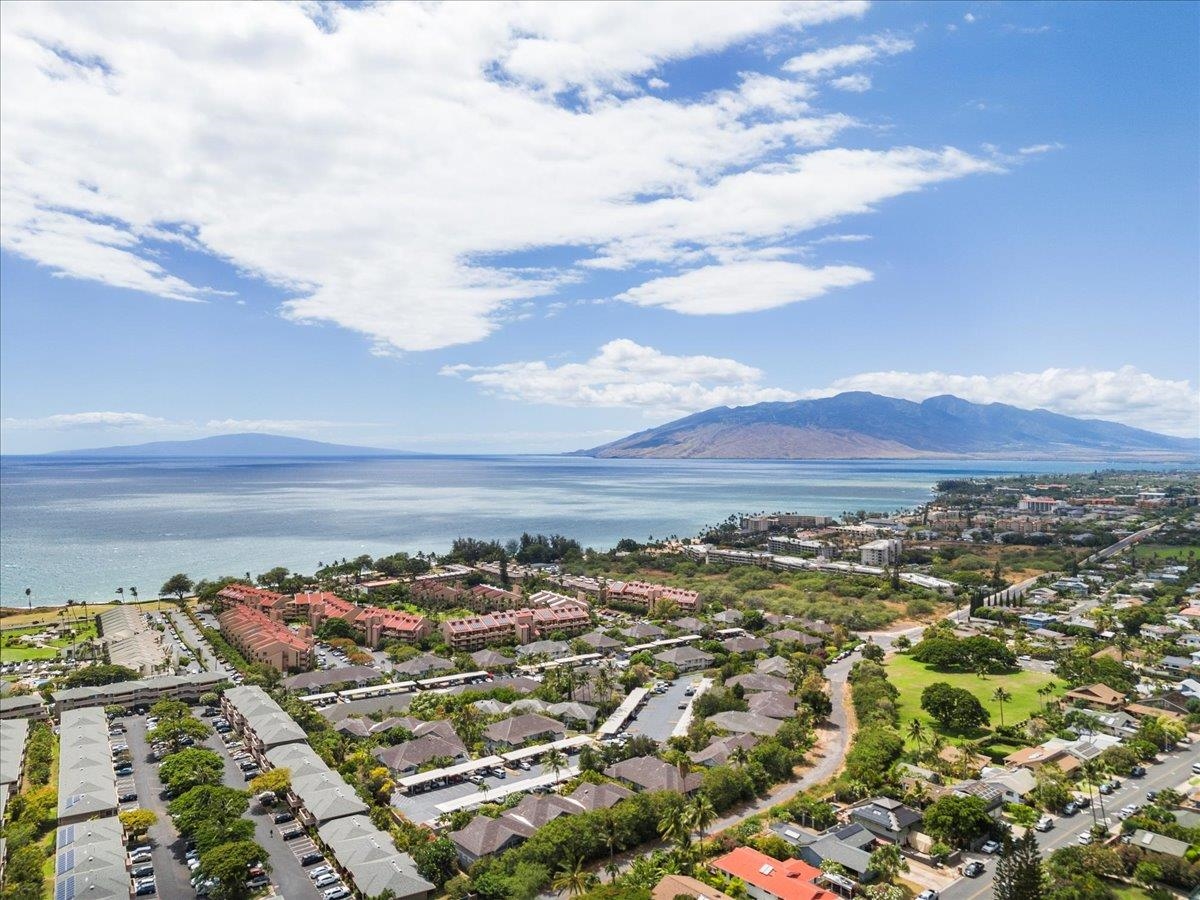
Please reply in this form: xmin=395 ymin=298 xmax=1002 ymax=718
xmin=1129 ymin=830 xmax=1190 ymax=859
xmin=470 ymin=648 xmax=516 ymax=670
xmin=774 ymin=822 xmax=876 ymax=881
xmin=722 ymin=635 xmax=770 ymax=654
xmin=1004 ymin=743 xmax=1081 ymax=777
xmin=392 ymin=653 xmax=454 ymax=678
xmin=849 ymin=798 xmax=923 ymax=845
xmin=727 ymin=673 xmax=792 ymax=694
xmin=515 ymin=640 xmax=571 ymax=660
xmin=689 ymin=734 xmax=758 ymax=767
xmin=706 ymin=711 xmax=784 ymax=737
xmin=709 ymin=847 xmax=832 ymax=900
xmin=622 ymin=622 xmax=666 ymax=641
xmin=747 ymin=692 xmax=798 ymax=720
xmin=372 ymin=722 xmax=467 ymax=775
xmin=604 ymin=756 xmax=702 ymax=794
xmin=654 ymin=646 xmax=715 ymax=672
xmin=482 ymin=713 xmax=565 ymax=751
xmin=652 ymin=875 xmax=737 ymax=900
xmin=316 ymin=815 xmax=433 ymax=899
xmin=1063 ymin=683 xmax=1126 ymax=710
xmin=578 ymin=631 xmax=623 ymax=652
xmin=982 ymin=768 xmax=1037 ymax=804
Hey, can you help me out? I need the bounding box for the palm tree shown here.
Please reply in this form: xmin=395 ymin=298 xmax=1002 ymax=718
xmin=476 ymin=779 xmax=490 ymax=804
xmin=115 ymin=587 xmax=124 ymax=603
xmin=686 ymin=794 xmax=716 ymax=844
xmin=24 ymin=587 xmax=31 ymax=611
xmin=907 ymin=718 xmax=926 ymax=752
xmin=543 ymin=748 xmax=566 ymax=782
xmin=552 ymin=857 xmax=594 ymax=897
xmin=129 ymin=586 xmax=138 ymax=603
xmin=729 ymin=745 xmax=750 ymax=769
xmin=992 ymin=687 xmax=1012 ymax=727
xmin=599 ymin=810 xmax=621 ymax=872
xmin=658 ymin=804 xmax=690 ymax=850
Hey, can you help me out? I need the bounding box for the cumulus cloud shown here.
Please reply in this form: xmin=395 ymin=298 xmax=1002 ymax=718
xmin=442 ymin=338 xmax=797 ymax=412
xmin=617 ymin=260 xmax=872 ymax=314
xmin=782 ymin=34 xmax=913 ymax=75
xmin=805 ymin=367 xmax=1200 ymax=436
xmin=830 ymin=74 xmax=872 ymax=92
xmin=0 ymin=3 xmax=994 ymax=353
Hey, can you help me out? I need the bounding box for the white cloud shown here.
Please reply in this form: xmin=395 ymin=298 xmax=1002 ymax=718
xmin=202 ymin=419 xmax=370 ymax=434
xmin=2 ymin=411 xmax=172 ymax=430
xmin=812 ymin=233 xmax=871 ymax=244
xmin=805 ymin=367 xmax=1200 ymax=437
xmin=964 ymin=12 xmax=977 ymax=23
xmin=442 ymin=338 xmax=797 ymax=412
xmin=782 ymin=35 xmax=913 ymax=76
xmin=0 ymin=3 xmax=997 ymax=353
xmin=1018 ymin=142 xmax=1064 ymax=155
xmin=830 ymin=74 xmax=872 ymax=92
xmin=646 ymin=77 xmax=669 ymax=90
xmin=617 ymin=260 xmax=872 ymax=314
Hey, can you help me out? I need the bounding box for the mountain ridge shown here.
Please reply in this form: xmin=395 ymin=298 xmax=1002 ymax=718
xmin=576 ymin=392 xmax=1199 ymax=460
xmin=47 ymin=433 xmax=411 ymax=458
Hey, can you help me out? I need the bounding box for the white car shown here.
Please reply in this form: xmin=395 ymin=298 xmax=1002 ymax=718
xmin=1078 ymin=832 xmax=1093 ymax=845
xmin=309 ymin=867 xmax=334 ymax=881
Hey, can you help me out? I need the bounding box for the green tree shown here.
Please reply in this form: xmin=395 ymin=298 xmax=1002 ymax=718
xmin=150 ymin=699 xmax=192 ymax=721
xmin=907 ymin=718 xmax=927 ymax=752
xmin=158 ymin=748 xmax=224 ymax=795
xmin=148 ymin=715 xmax=211 ymax=751
xmin=412 ymin=836 xmax=459 ymax=888
xmin=119 ymin=808 xmax=158 ymax=838
xmin=168 ymin=785 xmax=250 ymax=842
xmin=922 ymin=794 xmax=993 ymax=847
xmin=198 ymin=839 xmax=269 ymax=900
xmin=686 ymin=793 xmax=716 ymax=843
xmin=62 ymin=664 xmax=139 ymax=688
xmin=994 ymin=832 xmax=1046 ymax=900
xmin=868 ymin=843 xmax=909 ymax=883
xmin=248 ymin=768 xmax=291 ymax=796
xmin=160 ymin=573 xmax=195 ymax=601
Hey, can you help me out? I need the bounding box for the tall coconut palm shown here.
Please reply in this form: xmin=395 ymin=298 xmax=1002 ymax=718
xmin=658 ymin=804 xmax=690 ymax=850
xmin=129 ymin=586 xmax=138 ymax=603
xmin=686 ymin=794 xmax=716 ymax=844
xmin=907 ymin=718 xmax=926 ymax=753
xmin=992 ymin=686 xmax=1012 ymax=727
xmin=115 ymin=587 xmax=124 ymax=603
xmin=543 ymin=748 xmax=566 ymax=782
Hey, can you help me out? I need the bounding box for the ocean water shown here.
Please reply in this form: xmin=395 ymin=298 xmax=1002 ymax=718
xmin=0 ymin=454 xmax=1157 ymax=604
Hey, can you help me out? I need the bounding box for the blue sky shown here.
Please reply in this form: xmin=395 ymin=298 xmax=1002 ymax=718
xmin=2 ymin=1 xmax=1197 ymax=453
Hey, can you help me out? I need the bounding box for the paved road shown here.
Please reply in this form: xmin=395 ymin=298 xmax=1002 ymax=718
xmin=940 ymin=744 xmax=1200 ymax=900
xmin=167 ymin=608 xmax=230 ymax=676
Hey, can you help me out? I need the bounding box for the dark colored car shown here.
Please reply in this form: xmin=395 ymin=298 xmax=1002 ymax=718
xmin=1130 ymin=765 xmax=1146 ymax=777
xmin=119 ymin=792 xmax=138 ymax=803
xmin=272 ymin=812 xmax=294 ymax=824
xmin=1062 ymin=802 xmax=1078 ymax=816
xmin=134 ymin=883 xmax=157 ymax=896
xmin=964 ymin=862 xmax=985 ymax=878
xmin=131 ymin=865 xmax=154 ymax=879
xmin=300 ymin=853 xmax=324 ymax=867
xmin=282 ymin=828 xmax=304 ymax=841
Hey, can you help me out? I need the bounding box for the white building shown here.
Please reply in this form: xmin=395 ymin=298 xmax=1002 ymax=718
xmin=860 ymin=539 xmax=902 ymax=567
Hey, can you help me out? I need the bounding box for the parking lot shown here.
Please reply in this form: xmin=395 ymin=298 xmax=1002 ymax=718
xmin=169 ymin=609 xmax=232 ymax=676
xmin=392 ymin=758 xmax=554 ymax=825
xmin=209 ymin=722 xmax=329 ymax=899
xmin=623 ymin=675 xmax=702 ymax=742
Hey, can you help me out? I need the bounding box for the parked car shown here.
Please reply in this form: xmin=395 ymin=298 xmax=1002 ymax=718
xmin=242 ymin=768 xmax=261 ymax=781
xmin=917 ymin=892 xmax=939 ymax=900
xmin=1035 ymin=817 xmax=1053 ymax=832
xmin=119 ymin=792 xmax=138 ymax=803
xmin=282 ymin=828 xmax=304 ymax=841
xmin=1130 ymin=765 xmax=1146 ymax=777
xmin=309 ymin=866 xmax=334 ymax=881
xmin=131 ymin=865 xmax=154 ymax=879
xmin=135 ymin=882 xmax=157 ymax=896
xmin=1078 ymin=832 xmax=1093 ymax=845
xmin=300 ymin=853 xmax=324 ymax=867
xmin=980 ymin=840 xmax=1001 ymax=854
xmin=963 ymin=862 xmax=985 ymax=878
xmin=1099 ymin=782 xmax=1114 ymax=795
xmin=1062 ymin=802 xmax=1078 ymax=816
xmin=324 ymin=889 xmax=349 ymax=900
xmin=245 ymin=876 xmax=270 ymax=890
xmin=314 ymin=874 xmax=340 ymax=888
xmin=273 ymin=812 xmax=294 ymax=824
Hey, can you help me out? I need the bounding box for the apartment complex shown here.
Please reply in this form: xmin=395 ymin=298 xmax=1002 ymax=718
xmin=441 ymin=602 xmax=591 ymax=651
xmin=57 ymin=707 xmax=116 ymax=826
xmin=218 ymin=604 xmax=314 ymax=672
xmin=95 ymin=605 xmax=170 ymax=674
xmin=606 ymin=580 xmax=701 ymax=612
xmin=860 ymin=538 xmax=902 ymax=567
xmin=52 ymin=671 xmax=225 ymax=715
xmin=216 ymin=584 xmax=431 ymax=649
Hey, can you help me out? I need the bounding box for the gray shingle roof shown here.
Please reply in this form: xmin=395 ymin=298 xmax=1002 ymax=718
xmin=318 ymin=815 xmax=434 ymax=899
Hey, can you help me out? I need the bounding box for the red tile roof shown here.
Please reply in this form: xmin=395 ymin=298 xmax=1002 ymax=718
xmin=710 ymin=848 xmax=828 ymax=900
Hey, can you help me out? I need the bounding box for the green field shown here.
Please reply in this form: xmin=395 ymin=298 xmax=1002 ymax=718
xmin=887 ymin=653 xmax=1063 ymax=741
xmin=1136 ymin=544 xmax=1200 ymax=561
xmin=0 ymin=622 xmax=97 ymax=662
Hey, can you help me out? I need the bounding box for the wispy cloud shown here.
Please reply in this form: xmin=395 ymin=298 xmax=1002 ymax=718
xmin=1018 ymin=142 xmax=1064 ymax=155
xmin=1 ymin=411 xmax=172 ymax=430
xmin=782 ymin=35 xmax=913 ymax=76
xmin=830 ymin=74 xmax=872 ymax=92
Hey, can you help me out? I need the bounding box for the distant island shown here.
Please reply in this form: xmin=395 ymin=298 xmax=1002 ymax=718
xmin=51 ymin=432 xmax=412 ymax=458
xmin=577 ymin=391 xmax=1200 ymax=460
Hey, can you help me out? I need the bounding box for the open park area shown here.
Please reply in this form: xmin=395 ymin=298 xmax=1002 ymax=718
xmin=886 ymin=652 xmax=1063 ymax=743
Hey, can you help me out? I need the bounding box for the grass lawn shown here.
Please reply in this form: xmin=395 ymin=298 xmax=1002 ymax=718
xmin=887 ymin=653 xmax=1063 ymax=742
xmin=0 ymin=599 xmax=174 ymax=630
xmin=1107 ymin=883 xmax=1150 ymax=900
xmin=0 ymin=621 xmax=99 ymax=662
xmin=1137 ymin=543 xmax=1200 ymax=562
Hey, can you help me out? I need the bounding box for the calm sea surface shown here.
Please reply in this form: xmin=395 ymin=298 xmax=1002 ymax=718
xmin=0 ymin=455 xmax=1165 ymax=604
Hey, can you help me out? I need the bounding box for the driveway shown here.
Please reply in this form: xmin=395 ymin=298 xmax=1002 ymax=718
xmin=393 ymin=761 xmax=551 ymax=826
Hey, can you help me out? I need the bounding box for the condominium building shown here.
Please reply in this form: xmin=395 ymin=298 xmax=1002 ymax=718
xmin=218 ymin=604 xmax=314 ymax=672
xmin=606 ymin=581 xmax=700 ymax=612
xmin=441 ymin=603 xmax=591 ymax=651
xmin=860 ymin=539 xmax=902 ymax=567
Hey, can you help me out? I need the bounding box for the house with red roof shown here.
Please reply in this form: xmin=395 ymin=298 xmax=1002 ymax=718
xmin=709 ymin=847 xmax=831 ymax=900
